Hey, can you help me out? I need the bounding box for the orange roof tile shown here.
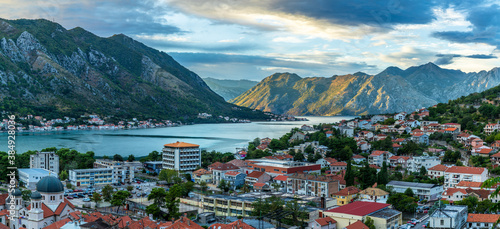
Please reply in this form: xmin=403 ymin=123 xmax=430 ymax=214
xmin=0 ymin=194 xmax=8 ymax=206
xmin=42 ymin=218 xmax=71 ymax=229
xmin=247 ymin=171 xmax=265 ymax=178
xmin=164 ymin=141 xmax=199 ymax=148
xmin=345 ymin=220 xmax=369 ymax=229
xmin=429 ymin=164 xmax=448 ymax=171
xmin=209 ymin=219 xmax=256 ymax=229
xmin=491 ymin=152 xmax=500 ymax=158
xmin=467 ymin=214 xmax=500 ymax=223
xmin=457 ymin=181 xmax=483 ymax=188
xmin=334 ymin=186 xmax=360 ymax=196
xmin=445 ymin=166 xmax=485 ymax=175
xmin=315 ymin=217 xmax=337 ymax=226
xmin=274 ymin=175 xmax=288 ymax=181
xmin=478 ymin=148 xmax=493 ymax=154
xmin=224 ymin=171 xmax=241 ymax=176
xmin=444 ymin=127 xmax=457 ymax=131
xmin=443 ymin=188 xmax=467 ymax=196
xmin=331 ymin=162 xmax=347 ymax=166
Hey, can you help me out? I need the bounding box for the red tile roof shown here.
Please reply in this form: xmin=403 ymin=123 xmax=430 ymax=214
xmin=274 ymin=175 xmax=288 ymax=181
xmin=392 ymin=143 xmax=402 ymax=148
xmin=457 ymin=181 xmax=483 ymax=188
xmin=444 ymin=127 xmax=457 ymax=131
xmin=445 ymin=166 xmax=485 ymax=175
xmin=333 ymin=186 xmax=360 ymax=196
xmin=42 ymin=218 xmax=71 ymax=229
xmin=224 ymin=171 xmax=241 ymax=176
xmin=193 ymin=168 xmax=211 ymax=176
xmin=0 ymin=194 xmax=8 ymax=206
xmin=209 ymin=220 xmax=256 ymax=229
xmin=443 ymin=188 xmax=467 ymax=196
xmin=315 ymin=217 xmax=337 ymax=226
xmin=477 ymin=148 xmax=493 ymax=155
xmin=352 ymin=155 xmax=365 ymax=159
xmin=325 ymin=201 xmax=390 ymax=216
xmin=429 ymin=164 xmax=448 ymax=171
xmin=331 ymin=162 xmax=347 ymax=166
xmin=467 ymin=214 xmax=500 ymax=223
xmin=164 ymin=141 xmax=199 ymax=148
xmin=253 ymin=182 xmax=266 ymax=187
xmin=42 ymin=203 xmax=56 ymax=218
xmin=0 ymin=223 xmax=9 ymax=229
xmin=0 ymin=210 xmax=9 ymax=216
xmin=210 ymin=162 xmax=239 ymax=171
xmin=491 ymin=152 xmax=500 ymax=158
xmin=369 ymin=151 xmax=389 ymax=157
xmin=369 ymin=165 xmax=380 ymax=169
xmin=247 ymin=171 xmax=265 ymax=178
xmin=345 ymin=220 xmax=369 ymax=229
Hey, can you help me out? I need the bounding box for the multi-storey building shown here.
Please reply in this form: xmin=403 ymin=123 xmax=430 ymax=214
xmin=406 ymin=156 xmax=441 ymax=173
xmin=18 ymin=168 xmax=58 ymax=190
xmin=368 ymin=151 xmax=393 ymax=167
xmin=94 ymin=159 xmax=134 ymax=184
xmin=209 ymin=162 xmax=240 ymax=185
xmin=162 ymin=141 xmax=201 ymax=173
xmin=30 ymin=151 xmax=60 ymax=175
xmin=143 ymin=161 xmax=163 ymax=174
xmin=287 ymin=173 xmax=339 ymax=197
xmin=387 ymin=181 xmax=443 ymax=201
xmin=246 ymin=159 xmax=321 ymax=177
xmin=428 ymin=164 xmax=449 ymax=178
xmin=69 ymin=168 xmax=113 ymax=187
xmin=443 ymin=166 xmax=488 ymax=188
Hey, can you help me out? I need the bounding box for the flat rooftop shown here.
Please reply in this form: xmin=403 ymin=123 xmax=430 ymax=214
xmin=18 ymin=168 xmax=56 ymax=176
xmin=388 ymin=181 xmax=440 ymax=189
xmin=369 ymin=208 xmax=401 ymax=219
xmin=70 ymin=168 xmax=113 ymax=172
xmin=248 ymin=159 xmax=316 ymax=168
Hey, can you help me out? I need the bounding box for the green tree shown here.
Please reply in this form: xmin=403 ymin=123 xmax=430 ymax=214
xmin=110 ymin=190 xmax=130 ymax=213
xmin=218 ymin=179 xmax=231 ymax=193
xmin=126 ymin=185 xmax=134 ymax=192
xmin=294 ymin=152 xmax=305 ymax=161
xmin=22 ymin=189 xmax=32 ymax=202
xmin=345 ymin=160 xmax=355 ymax=186
xmin=113 ymin=154 xmax=124 ymax=161
xmin=159 ymin=169 xmax=178 ymax=183
xmin=148 ymin=187 xmax=168 ymax=206
xmin=59 ymin=170 xmax=68 ymax=181
xmin=455 ymin=196 xmax=479 ymax=213
xmin=377 ymin=161 xmax=389 ymax=185
xmin=165 ymin=185 xmax=181 ymax=219
xmin=364 ymin=216 xmax=376 ymax=229
xmin=284 ymin=199 xmax=307 ymax=226
xmin=91 ymin=192 xmax=102 ymax=208
xmin=404 ymin=188 xmax=414 ymax=197
xmin=146 ymin=204 xmax=162 ymax=220
xmin=101 ymin=185 xmax=114 ymax=201
xmin=66 ymin=183 xmax=73 ymax=189
xmin=127 ymin=154 xmax=135 ymax=162
xmin=199 ymin=181 xmax=208 ymax=192
xmin=420 ymin=166 xmax=428 ymax=177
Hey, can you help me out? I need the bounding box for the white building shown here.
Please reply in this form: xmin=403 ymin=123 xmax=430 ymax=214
xmin=162 ymin=141 xmax=201 ymax=173
xmin=93 ymin=159 xmax=135 ymax=184
xmin=387 ymin=181 xmax=443 ymax=201
xmin=30 ymin=151 xmax=60 ymax=175
xmin=18 ymin=168 xmax=58 ymax=190
xmin=429 ymin=205 xmax=467 ymax=229
xmin=466 ymin=214 xmax=500 ymax=229
xmin=358 ymin=187 xmax=389 ymax=203
xmin=443 ymin=166 xmax=489 ymax=188
xmin=368 ymin=151 xmax=393 ymax=167
xmin=407 ymin=156 xmax=441 ymax=173
xmin=69 ymin=168 xmax=113 ymax=187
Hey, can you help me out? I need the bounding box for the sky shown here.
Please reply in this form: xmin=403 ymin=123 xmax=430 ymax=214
xmin=1 ymin=0 xmax=499 ymax=81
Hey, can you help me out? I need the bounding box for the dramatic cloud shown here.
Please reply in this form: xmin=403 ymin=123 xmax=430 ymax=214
xmin=432 ymin=4 xmax=500 ymax=48
xmin=435 ymin=53 xmax=497 ymax=65
xmin=380 ymin=47 xmax=436 ymax=68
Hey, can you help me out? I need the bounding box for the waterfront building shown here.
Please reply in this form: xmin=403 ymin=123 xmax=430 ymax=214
xmin=18 ymin=168 xmax=58 ymax=190
xmin=162 ymin=141 xmax=201 ymax=173
xmin=30 ymin=151 xmax=60 ymax=175
xmin=93 ymin=159 xmax=134 ymax=184
xmin=68 ymin=168 xmax=113 ymax=187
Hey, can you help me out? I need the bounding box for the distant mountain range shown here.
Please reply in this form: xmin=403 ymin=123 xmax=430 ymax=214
xmin=0 ymin=19 xmax=267 ymax=121
xmin=230 ymin=63 xmax=500 ymax=115
xmin=202 ymin=78 xmax=258 ymax=101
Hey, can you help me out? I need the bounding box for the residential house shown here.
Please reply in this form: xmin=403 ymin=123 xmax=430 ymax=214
xmin=301 ymin=125 xmax=315 ymax=131
xmin=289 ymin=131 xmax=306 ymax=142
xmin=389 ymin=156 xmax=410 ymax=169
xmin=193 ymin=168 xmax=213 ymax=184
xmin=443 ymin=166 xmax=488 ymax=188
xmin=472 ymin=148 xmax=493 ymax=157
xmin=466 ymin=214 xmax=500 ymax=229
xmin=316 ymin=157 xmax=338 ymax=168
xmin=287 ymin=173 xmax=340 ymax=197
xmin=411 ymin=133 xmax=429 ymax=145
xmin=223 ymin=171 xmax=246 ymax=189
xmin=358 ymin=187 xmax=389 ymax=203
xmin=309 ymin=217 xmax=337 ymax=229
xmin=456 ymin=181 xmax=484 ymax=190
xmin=273 ymin=175 xmax=288 ymax=191
xmin=343 ymin=220 xmax=369 ymax=229
xmin=357 ymin=140 xmax=371 ymax=152
xmin=209 ymin=162 xmax=240 ymax=185
xmin=394 ymin=112 xmax=406 ymax=120
xmin=491 ymin=140 xmax=500 ymax=150
xmin=330 ymin=162 xmax=347 ymax=173
xmin=323 ymin=201 xmax=402 ymax=229
xmin=371 ymin=115 xmax=387 ymax=123
xmin=387 ymin=181 xmax=443 ymax=201
xmin=245 ymin=171 xmax=271 ymax=187
xmin=209 ymin=219 xmax=256 ymax=229
xmin=368 ymin=151 xmax=393 ymax=167
xmin=332 ymin=186 xmax=360 ymax=206
xmin=358 ymin=131 xmax=374 ymax=140
xmin=442 ymin=123 xmax=462 ymax=132
xmin=491 ymin=152 xmax=500 ymax=166
xmin=428 ymin=164 xmax=449 ymax=179
xmin=441 ymin=188 xmax=467 ymax=202
xmin=429 ymin=205 xmax=467 ymax=229
xmin=253 ymin=182 xmax=270 ymax=192
xmin=352 ymin=155 xmax=366 ymax=164
xmin=407 ymin=156 xmax=441 ymax=173
xmin=444 ymin=127 xmax=459 ymax=135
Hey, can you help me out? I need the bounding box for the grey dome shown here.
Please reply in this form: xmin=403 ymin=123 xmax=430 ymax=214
xmin=12 ymin=188 xmax=22 ymax=196
xmin=36 ymin=176 xmax=64 ymax=193
xmin=31 ymin=191 xmax=42 ymax=200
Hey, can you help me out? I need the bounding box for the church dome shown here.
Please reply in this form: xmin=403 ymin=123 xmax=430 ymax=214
xmin=12 ymin=188 xmax=22 ymax=196
xmin=36 ymin=176 xmax=64 ymax=193
xmin=31 ymin=191 xmax=42 ymax=200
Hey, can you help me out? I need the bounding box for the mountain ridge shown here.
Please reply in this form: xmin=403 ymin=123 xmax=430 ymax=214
xmin=230 ymin=64 xmax=500 ymax=115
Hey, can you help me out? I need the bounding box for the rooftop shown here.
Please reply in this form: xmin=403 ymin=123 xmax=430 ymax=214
xmin=429 ymin=164 xmax=449 ymax=172
xmin=69 ymin=168 xmax=112 ymax=172
xmin=467 ymin=214 xmax=500 ymax=223
xmin=18 ymin=168 xmax=56 ymax=177
xmin=445 ymin=166 xmax=485 ymax=175
xmin=164 ymin=141 xmax=200 ymax=148
xmin=387 ymin=180 xmax=440 ymax=189
xmin=431 ymin=205 xmax=467 ymax=219
xmin=359 ymin=187 xmax=389 ymax=196
xmin=369 ymin=207 xmax=401 ymax=219
xmin=247 ymin=159 xmax=316 ymax=168
xmin=325 ymin=201 xmax=390 ymax=216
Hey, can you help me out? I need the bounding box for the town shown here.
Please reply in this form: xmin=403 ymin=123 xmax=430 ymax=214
xmin=1 ymin=105 xmax=499 ymax=229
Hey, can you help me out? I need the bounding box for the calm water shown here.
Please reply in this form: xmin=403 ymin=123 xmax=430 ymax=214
xmin=3 ymin=116 xmax=353 ymax=157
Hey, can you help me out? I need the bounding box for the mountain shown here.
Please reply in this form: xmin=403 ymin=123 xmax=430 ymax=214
xmin=202 ymin=77 xmax=258 ymax=101
xmin=230 ymin=63 xmax=500 ymax=116
xmin=0 ymin=19 xmax=267 ymax=121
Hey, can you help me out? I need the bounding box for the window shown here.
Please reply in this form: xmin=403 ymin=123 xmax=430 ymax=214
xmin=440 ymin=220 xmax=444 ymax=225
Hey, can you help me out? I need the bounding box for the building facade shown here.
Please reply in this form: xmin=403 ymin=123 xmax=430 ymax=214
xmin=69 ymin=168 xmax=113 ymax=187
xmin=429 ymin=205 xmax=467 ymax=229
xmin=287 ymin=173 xmax=339 ymax=197
xmin=162 ymin=141 xmax=201 ymax=173
xmin=387 ymin=181 xmax=443 ymax=201
xmin=93 ymin=159 xmax=134 ymax=184
xmin=18 ymin=168 xmax=58 ymax=190
xmin=443 ymin=166 xmax=488 ymax=188
xmin=407 ymin=156 xmax=441 ymax=173
xmin=30 ymin=151 xmax=60 ymax=175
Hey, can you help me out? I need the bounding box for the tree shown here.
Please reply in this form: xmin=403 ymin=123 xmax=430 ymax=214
xmin=218 ymin=180 xmax=231 ymax=193
xmin=110 ymin=190 xmax=130 ymax=213
xmin=22 ymin=190 xmax=32 ymax=202
xmin=364 ymin=217 xmax=376 ymax=229
xmin=404 ymin=188 xmax=414 ymax=197
xmin=148 ymin=188 xmax=168 ymax=206
xmin=126 ymin=185 xmax=134 ymax=192
xmin=184 ymin=173 xmax=192 ymax=182
xmin=284 ymin=199 xmax=307 ymax=226
xmin=455 ymin=196 xmax=479 ymax=213
xmin=199 ymin=181 xmax=208 ymax=192
xmin=102 ymin=184 xmax=114 ymax=201
xmin=377 ymin=161 xmax=389 ymax=185
xmin=146 ymin=204 xmax=162 ymax=220
xmin=271 ymin=183 xmax=281 ymax=192
xmin=59 ymin=170 xmax=68 ymax=181
xmin=127 ymin=154 xmax=135 ymax=162
xmin=91 ymin=192 xmax=102 ymax=208
xmin=159 ymin=169 xmax=178 ymax=183
xmin=345 ymin=160 xmax=355 ymax=186
xmin=294 ymin=152 xmax=305 ymax=161
xmin=419 ymin=166 xmax=427 ymax=177
xmin=165 ymin=186 xmax=181 ymax=219
xmin=387 ymin=193 xmax=418 ymax=213
xmin=113 ymin=154 xmax=124 ymax=161
xmin=66 ymin=183 xmax=73 ymax=189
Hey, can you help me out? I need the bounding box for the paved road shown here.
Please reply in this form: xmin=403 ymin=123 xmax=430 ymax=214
xmin=430 ymin=140 xmax=469 ymax=166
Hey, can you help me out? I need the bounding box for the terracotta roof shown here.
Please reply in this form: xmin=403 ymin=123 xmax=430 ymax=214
xmin=247 ymin=171 xmax=265 ymax=178
xmin=352 ymin=155 xmax=365 ymax=159
xmin=467 ymin=214 xmax=500 ymax=223
xmin=325 ymin=157 xmax=338 ymax=164
xmin=69 ymin=211 xmax=82 ymax=220
xmin=224 ymin=171 xmax=241 ymax=176
xmin=0 ymin=194 xmax=8 ymax=206
xmin=345 ymin=220 xmax=369 ymax=229
xmin=444 ymin=123 xmax=460 ymax=125
xmin=491 ymin=152 xmax=500 ymax=158
xmin=333 ymin=186 xmax=360 ymax=196
xmin=228 ymin=159 xmax=248 ymax=168
xmin=0 ymin=223 xmax=9 ymax=229
xmin=64 ymin=197 xmax=75 ymax=209
xmin=389 ymin=156 xmax=410 ymax=161
xmin=0 ymin=209 xmax=9 ymax=216
xmin=208 ymin=162 xmax=223 ymax=169
xmin=210 ymin=162 xmax=239 ymax=171
xmin=443 ymin=188 xmax=467 ymax=196
xmin=467 ymin=189 xmax=491 ymax=199
xmin=393 ymin=143 xmax=402 ymax=148
xmin=359 ymin=187 xmax=389 ymax=196
xmin=164 ymin=141 xmax=199 ymax=148
xmin=116 ymin=215 xmax=133 ymax=228
xmin=326 ymin=201 xmax=390 ymax=216
xmin=331 ymin=162 xmax=347 ymax=166
xmin=253 ymin=182 xmax=266 ymax=187
xmin=42 ymin=218 xmax=71 ymax=229
xmin=457 ymin=181 xmax=483 ymax=188
xmin=429 ymin=164 xmax=448 ymax=172
xmin=209 ymin=219 xmax=256 ymax=229
xmin=369 ymin=151 xmax=389 ymax=157
xmin=477 ymin=148 xmax=493 ymax=154
xmin=289 ymin=173 xmax=339 ymax=182
xmin=274 ymin=175 xmax=288 ymax=181
xmin=369 ymin=165 xmax=380 ymax=169
xmin=42 ymin=203 xmax=56 ymax=218
xmin=315 ymin=217 xmax=337 ymax=226
xmin=193 ymin=168 xmax=211 ymax=176
xmin=444 ymin=127 xmax=457 ymax=131
xmin=445 ymin=166 xmax=485 ymax=175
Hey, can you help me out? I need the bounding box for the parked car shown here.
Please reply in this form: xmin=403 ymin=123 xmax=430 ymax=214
xmin=67 ymin=196 xmax=74 ymax=199
xmin=83 ymin=198 xmax=91 ymax=202
xmin=131 ymin=191 xmax=136 ymax=194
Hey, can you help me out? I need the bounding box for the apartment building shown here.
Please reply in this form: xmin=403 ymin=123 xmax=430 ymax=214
xmin=428 ymin=164 xmax=449 ymax=179
xmin=94 ymin=159 xmax=134 ymax=184
xmin=287 ymin=173 xmax=339 ymax=197
xmin=406 ymin=156 xmax=441 ymax=173
xmin=443 ymin=166 xmax=488 ymax=188
xmin=30 ymin=151 xmax=60 ymax=175
xmin=368 ymin=151 xmax=393 ymax=167
xmin=466 ymin=214 xmax=500 ymax=229
xmin=162 ymin=141 xmax=201 ymax=173
xmin=247 ymin=159 xmax=321 ymax=177
xmin=69 ymin=168 xmax=113 ymax=187
xmin=387 ymin=181 xmax=443 ymax=201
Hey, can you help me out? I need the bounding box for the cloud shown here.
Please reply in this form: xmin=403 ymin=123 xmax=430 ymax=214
xmin=432 ymin=4 xmax=500 ymax=47
xmin=380 ymin=47 xmax=436 ymax=68
xmin=434 ymin=53 xmax=497 ymax=65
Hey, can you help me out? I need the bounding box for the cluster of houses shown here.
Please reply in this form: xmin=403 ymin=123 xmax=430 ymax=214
xmin=197 ymin=113 xmax=251 ymax=123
